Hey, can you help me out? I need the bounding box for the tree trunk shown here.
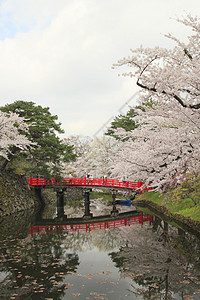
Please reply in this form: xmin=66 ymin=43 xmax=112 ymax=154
xmin=0 ymin=158 xmax=10 ymax=171
xmin=0 ymin=147 xmax=18 ymax=172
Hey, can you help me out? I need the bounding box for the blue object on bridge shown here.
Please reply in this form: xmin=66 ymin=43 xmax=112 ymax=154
xmin=115 ymin=199 xmax=131 ymax=206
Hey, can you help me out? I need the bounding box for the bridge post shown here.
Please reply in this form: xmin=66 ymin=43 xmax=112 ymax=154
xmin=111 ymin=190 xmax=119 ymax=217
xmin=163 ymin=221 xmax=168 ymax=234
xmin=34 ymin=187 xmax=45 ymax=208
xmin=83 ymin=188 xmax=93 ymax=219
xmin=56 ymin=189 xmax=67 ymax=220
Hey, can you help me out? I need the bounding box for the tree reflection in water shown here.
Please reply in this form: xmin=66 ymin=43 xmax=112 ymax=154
xmin=0 ymin=199 xmax=200 ymax=299
xmin=0 ymin=230 xmax=79 ymax=299
xmin=109 ymin=222 xmax=200 ymax=299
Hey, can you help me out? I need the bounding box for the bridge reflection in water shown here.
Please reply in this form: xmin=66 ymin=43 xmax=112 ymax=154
xmin=29 ymin=211 xmax=154 ymax=234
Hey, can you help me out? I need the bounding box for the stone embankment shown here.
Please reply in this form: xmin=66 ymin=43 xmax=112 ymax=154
xmin=0 ymin=171 xmax=84 ymax=217
xmin=0 ymin=171 xmax=39 ymax=217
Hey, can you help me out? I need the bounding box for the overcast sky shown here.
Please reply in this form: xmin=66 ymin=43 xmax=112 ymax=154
xmin=0 ymin=0 xmax=199 ymax=138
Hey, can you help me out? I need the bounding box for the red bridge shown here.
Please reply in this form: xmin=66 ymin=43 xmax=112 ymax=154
xmin=28 ymin=177 xmax=149 ymax=191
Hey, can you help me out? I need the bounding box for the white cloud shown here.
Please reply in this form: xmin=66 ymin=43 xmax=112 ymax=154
xmin=0 ymin=0 xmax=199 ymax=136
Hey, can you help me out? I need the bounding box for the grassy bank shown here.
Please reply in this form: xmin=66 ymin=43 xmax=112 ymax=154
xmin=136 ymin=191 xmax=200 ymax=222
xmin=90 ymin=190 xmax=113 ymax=201
xmin=90 ymin=190 xmax=126 ymax=201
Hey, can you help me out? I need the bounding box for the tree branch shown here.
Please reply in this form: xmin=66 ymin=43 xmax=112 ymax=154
xmin=136 ymin=79 xmax=200 ymax=109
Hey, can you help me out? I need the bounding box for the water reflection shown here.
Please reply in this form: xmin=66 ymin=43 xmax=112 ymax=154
xmin=0 ymin=230 xmax=79 ymax=299
xmin=0 ymin=199 xmax=199 ymax=299
xmin=30 ymin=212 xmax=153 ymax=234
xmin=109 ymin=224 xmax=200 ymax=299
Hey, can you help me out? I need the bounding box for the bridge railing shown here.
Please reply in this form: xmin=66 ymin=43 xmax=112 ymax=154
xmin=27 ymin=176 xmax=150 ymax=191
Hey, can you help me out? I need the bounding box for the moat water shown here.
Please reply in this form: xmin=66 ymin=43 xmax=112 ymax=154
xmin=0 ymin=197 xmax=200 ymax=299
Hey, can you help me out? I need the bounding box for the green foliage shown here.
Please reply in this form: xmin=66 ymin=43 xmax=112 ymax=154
xmin=105 ymin=100 xmax=154 ymax=140
xmin=178 ymin=205 xmax=200 ymax=220
xmin=105 ymin=108 xmax=138 ymax=139
xmin=0 ymin=101 xmax=76 ymax=177
xmin=173 ymin=171 xmax=200 ymax=206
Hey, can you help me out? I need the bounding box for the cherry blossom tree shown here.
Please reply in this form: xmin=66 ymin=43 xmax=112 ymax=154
xmin=64 ymin=135 xmax=118 ymax=178
xmin=89 ymin=136 xmax=118 ymax=177
xmin=113 ymin=15 xmax=200 ymax=110
xmin=63 ymin=135 xmax=92 ymax=176
xmin=110 ymin=101 xmax=200 ymax=189
xmin=64 ymin=135 xmax=92 ymax=157
xmin=110 ymin=15 xmax=200 ymax=189
xmin=0 ymin=101 xmax=76 ymax=176
xmin=0 ymin=111 xmax=35 ymax=163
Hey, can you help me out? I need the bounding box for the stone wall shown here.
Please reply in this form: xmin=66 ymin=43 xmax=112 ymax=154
xmin=0 ymin=171 xmax=39 ymax=217
xmin=0 ymin=174 xmax=96 ymax=218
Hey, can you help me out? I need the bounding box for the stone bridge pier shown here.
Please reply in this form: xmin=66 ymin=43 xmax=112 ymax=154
xmin=56 ymin=188 xmax=67 ymax=220
xmin=83 ymin=188 xmax=93 ymax=219
xmin=110 ymin=190 xmax=119 ymax=217
xmin=41 ymin=186 xmax=122 ymax=220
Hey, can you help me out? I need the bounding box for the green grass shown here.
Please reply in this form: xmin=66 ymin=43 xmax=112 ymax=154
xmin=136 ymin=191 xmax=200 ymax=222
xmin=90 ymin=190 xmax=113 ymax=201
xmin=90 ymin=190 xmax=125 ymax=201
xmin=179 ymin=205 xmax=200 ymax=220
